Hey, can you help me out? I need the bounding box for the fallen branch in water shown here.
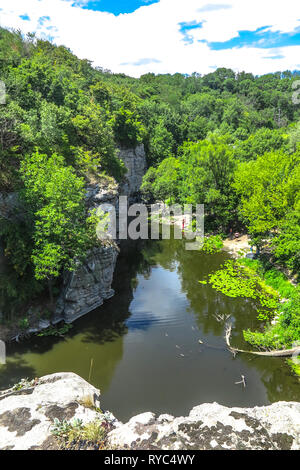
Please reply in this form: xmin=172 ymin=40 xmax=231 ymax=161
xmin=225 ymin=323 xmax=300 ymax=357
xmin=235 ymin=375 xmax=246 ymax=388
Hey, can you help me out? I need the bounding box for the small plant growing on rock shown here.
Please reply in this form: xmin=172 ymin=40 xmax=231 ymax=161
xmin=50 ymin=414 xmax=113 ymax=450
xmin=12 ymin=377 xmax=39 ymax=391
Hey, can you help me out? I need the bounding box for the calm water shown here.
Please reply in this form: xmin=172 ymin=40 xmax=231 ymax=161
xmin=0 ymin=233 xmax=299 ymax=421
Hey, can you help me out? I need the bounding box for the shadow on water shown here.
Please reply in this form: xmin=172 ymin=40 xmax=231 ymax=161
xmin=0 ymin=231 xmax=299 ymax=420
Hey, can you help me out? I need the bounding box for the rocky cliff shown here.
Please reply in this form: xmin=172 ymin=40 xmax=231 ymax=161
xmin=54 ymin=246 xmax=118 ymax=324
xmin=0 ymin=373 xmax=299 ymax=450
xmin=118 ymin=144 xmax=146 ymax=199
xmin=53 ymin=182 xmax=119 ymax=324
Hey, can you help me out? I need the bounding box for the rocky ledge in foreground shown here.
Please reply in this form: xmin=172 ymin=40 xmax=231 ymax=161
xmin=0 ymin=373 xmax=299 ymax=450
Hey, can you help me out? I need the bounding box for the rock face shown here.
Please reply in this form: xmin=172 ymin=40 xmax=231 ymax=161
xmin=108 ymin=402 xmax=300 ymax=450
xmin=0 ymin=373 xmax=103 ymax=450
xmin=55 ymin=246 xmax=118 ymax=323
xmin=54 ymin=143 xmax=147 ymax=324
xmin=54 ymin=182 xmax=119 ymax=324
xmin=118 ymin=144 xmax=146 ymax=199
xmin=0 ymin=192 xmax=21 ymax=221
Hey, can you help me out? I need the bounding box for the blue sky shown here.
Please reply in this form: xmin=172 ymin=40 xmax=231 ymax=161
xmin=206 ymin=27 xmax=300 ymax=50
xmin=1 ymin=0 xmax=300 ymax=77
xmin=79 ymin=0 xmax=160 ymax=15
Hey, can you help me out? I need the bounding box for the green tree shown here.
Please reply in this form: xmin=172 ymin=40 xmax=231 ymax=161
xmin=233 ymin=150 xmax=300 ymax=270
xmin=20 ymin=151 xmax=100 ymax=306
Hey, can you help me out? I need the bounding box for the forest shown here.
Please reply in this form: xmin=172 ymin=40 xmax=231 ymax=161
xmin=0 ymin=26 xmax=299 ymax=353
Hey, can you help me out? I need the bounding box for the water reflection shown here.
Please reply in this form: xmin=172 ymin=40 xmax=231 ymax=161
xmin=0 ymin=231 xmax=299 ymax=420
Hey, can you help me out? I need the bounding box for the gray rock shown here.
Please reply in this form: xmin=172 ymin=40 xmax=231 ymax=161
xmin=118 ymin=144 xmax=146 ymax=199
xmin=0 ymin=192 xmax=21 ymax=221
xmin=0 ymin=373 xmax=103 ymax=450
xmin=108 ymin=401 xmax=300 ymax=450
xmin=55 ymin=245 xmax=118 ymax=323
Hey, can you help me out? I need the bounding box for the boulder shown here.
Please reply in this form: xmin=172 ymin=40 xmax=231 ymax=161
xmin=108 ymin=401 xmax=300 ymax=450
xmin=0 ymin=372 xmax=102 ymax=450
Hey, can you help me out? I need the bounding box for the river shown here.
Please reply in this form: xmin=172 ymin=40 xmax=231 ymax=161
xmin=0 ymin=232 xmax=299 ymax=422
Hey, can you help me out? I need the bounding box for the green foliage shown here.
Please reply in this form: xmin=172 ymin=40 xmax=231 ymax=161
xmin=37 ymin=323 xmax=73 ymax=337
xmin=142 ymin=134 xmax=237 ymax=229
xmin=110 ymin=107 xmax=145 ymax=147
xmin=51 ymin=415 xmax=111 ymax=449
xmin=204 ymin=260 xmax=279 ymax=320
xmin=237 ymin=259 xmax=300 ymax=349
xmin=233 ymin=150 xmax=300 ymax=272
xmin=287 ymin=359 xmax=300 ymax=377
xmin=147 ymin=119 xmax=174 ymax=166
xmin=199 ymin=235 xmax=223 ymax=254
xmin=142 ymin=157 xmax=181 ymax=203
xmin=20 ymin=151 xmax=100 ymax=285
xmin=234 ymin=128 xmax=286 ymax=161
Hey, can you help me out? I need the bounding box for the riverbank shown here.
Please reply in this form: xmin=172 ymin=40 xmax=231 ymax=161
xmin=223 ymin=234 xmax=252 ymax=257
xmin=0 ymin=372 xmax=299 ymax=450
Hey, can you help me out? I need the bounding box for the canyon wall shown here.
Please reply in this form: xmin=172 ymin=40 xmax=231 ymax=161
xmin=117 ymin=144 xmax=146 ymax=199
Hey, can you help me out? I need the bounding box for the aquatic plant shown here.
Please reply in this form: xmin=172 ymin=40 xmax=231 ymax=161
xmin=203 ymin=260 xmax=279 ymax=320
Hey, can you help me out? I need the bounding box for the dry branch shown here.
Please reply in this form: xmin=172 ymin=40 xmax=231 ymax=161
xmin=225 ymin=323 xmax=300 ymax=358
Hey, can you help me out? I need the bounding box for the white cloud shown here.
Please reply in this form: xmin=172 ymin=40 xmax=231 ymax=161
xmin=0 ymin=0 xmax=299 ymax=76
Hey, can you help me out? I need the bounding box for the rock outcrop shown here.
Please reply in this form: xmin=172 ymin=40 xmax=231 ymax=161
xmin=0 ymin=373 xmax=299 ymax=450
xmin=54 ymin=143 xmax=147 ymax=323
xmin=54 ymin=182 xmax=119 ymax=324
xmin=54 ymin=246 xmax=118 ymax=323
xmin=0 ymin=192 xmax=21 ymax=221
xmin=118 ymin=144 xmax=146 ymax=199
xmin=0 ymin=373 xmax=104 ymax=450
xmin=108 ymin=402 xmax=300 ymax=450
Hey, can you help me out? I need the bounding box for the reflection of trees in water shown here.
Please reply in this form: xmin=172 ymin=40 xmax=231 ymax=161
xmin=162 ymin=240 xmax=263 ymax=343
xmin=145 ymin=235 xmax=300 ymax=404
xmin=0 ymin=238 xmax=158 ymax=391
xmin=2 ymin=234 xmax=299 ymax=403
xmin=0 ymin=357 xmax=36 ymax=390
xmin=239 ymin=354 xmax=300 ymax=403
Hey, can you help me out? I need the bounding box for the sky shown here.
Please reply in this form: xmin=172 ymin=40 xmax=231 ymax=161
xmin=0 ymin=0 xmax=300 ymax=77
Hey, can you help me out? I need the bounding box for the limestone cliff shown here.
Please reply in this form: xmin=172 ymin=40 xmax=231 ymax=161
xmin=117 ymin=144 xmax=146 ymax=199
